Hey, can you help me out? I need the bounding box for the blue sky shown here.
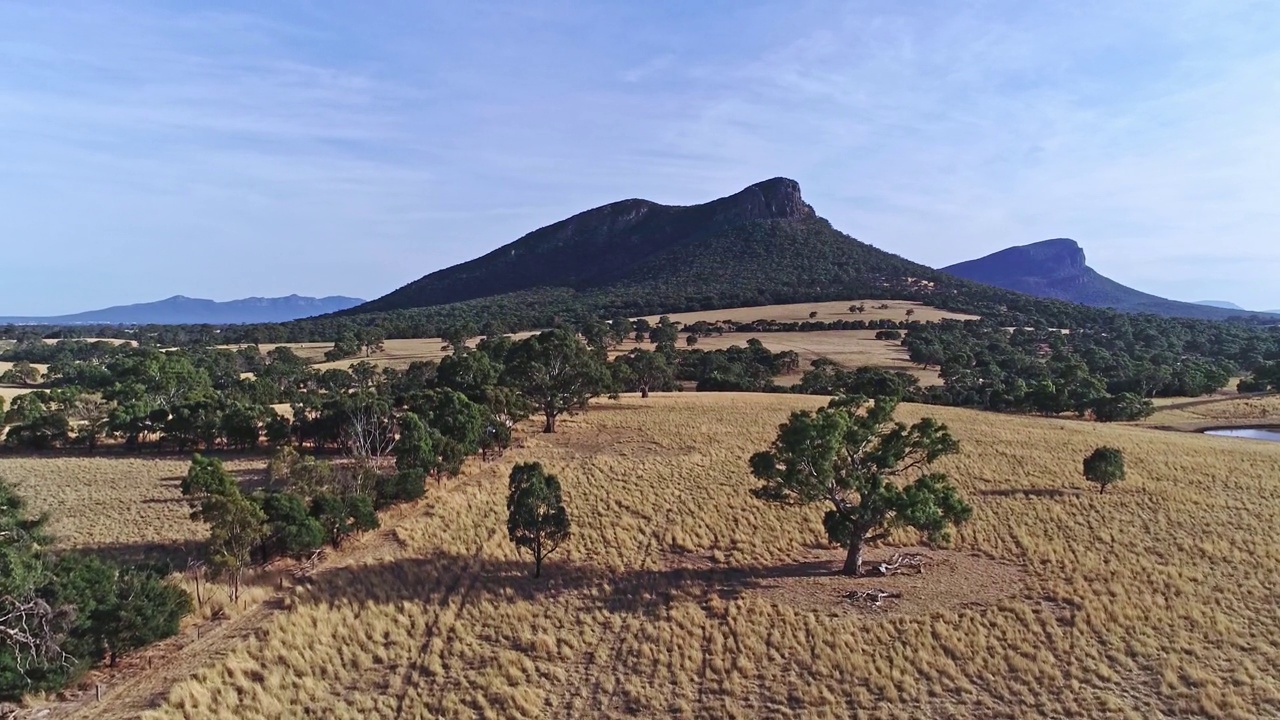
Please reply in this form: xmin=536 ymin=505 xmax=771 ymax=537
xmin=2 ymin=0 xmax=1278 ymax=315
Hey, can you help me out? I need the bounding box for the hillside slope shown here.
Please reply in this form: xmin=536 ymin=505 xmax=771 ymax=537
xmin=943 ymin=239 xmax=1269 ymax=320
xmin=346 ymin=178 xmax=950 ymax=319
xmin=1 ymin=294 xmax=365 ymax=325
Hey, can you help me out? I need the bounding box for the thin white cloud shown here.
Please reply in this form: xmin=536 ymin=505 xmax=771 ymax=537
xmin=0 ymin=0 xmax=1277 ymax=313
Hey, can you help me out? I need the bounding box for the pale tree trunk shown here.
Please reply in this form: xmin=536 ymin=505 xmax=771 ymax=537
xmin=841 ymin=539 xmax=864 ymax=576
xmin=640 ymin=386 xmax=650 ymax=399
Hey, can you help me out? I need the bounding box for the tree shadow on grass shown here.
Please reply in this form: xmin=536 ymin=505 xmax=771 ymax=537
xmin=158 ymin=467 xmax=269 ymax=495
xmin=75 ymin=539 xmax=203 ymax=568
xmin=299 ymin=550 xmax=843 ymax=620
xmin=976 ymin=487 xmax=1082 ymax=499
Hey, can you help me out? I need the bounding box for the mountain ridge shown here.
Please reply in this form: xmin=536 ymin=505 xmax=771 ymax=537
xmin=942 ymin=239 xmax=1272 ymax=320
xmin=351 ymin=178 xmax=818 ymax=315
xmin=1 ymin=294 xmax=365 ymax=325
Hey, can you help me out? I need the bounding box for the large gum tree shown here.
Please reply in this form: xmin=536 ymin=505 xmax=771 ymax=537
xmin=749 ymin=396 xmax=972 ymax=576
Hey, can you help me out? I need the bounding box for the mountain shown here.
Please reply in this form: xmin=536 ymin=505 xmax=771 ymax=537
xmin=942 ymin=239 xmax=1271 ymax=320
xmin=1196 ymin=301 xmax=1245 ymax=310
xmin=347 ymin=178 xmax=953 ymax=320
xmin=0 ymin=295 xmax=365 ymax=325
xmin=341 ymin=179 xmax=1270 ymax=328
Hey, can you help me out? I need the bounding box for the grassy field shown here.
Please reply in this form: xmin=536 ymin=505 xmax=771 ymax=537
xmin=638 ymin=299 xmax=976 ymax=325
xmin=0 ymin=455 xmax=263 ymax=559
xmin=685 ymin=330 xmax=938 ymax=385
xmin=1142 ymin=393 xmax=1280 ymax=431
xmin=0 ymin=361 xmax=51 ymax=403
xmin=30 ymin=392 xmax=1265 ymax=719
xmin=237 ymin=299 xmax=952 ymax=381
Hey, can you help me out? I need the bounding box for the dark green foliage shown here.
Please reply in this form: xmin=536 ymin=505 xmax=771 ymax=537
xmin=1239 ymin=361 xmax=1280 ymax=392
xmin=87 ymin=565 xmax=191 ymax=666
xmin=1090 ymin=392 xmax=1155 ymax=422
xmin=1083 ymin=447 xmax=1126 ymax=493
xmin=612 ymin=349 xmax=676 ymax=398
xmin=406 ymin=390 xmax=487 ymax=475
xmin=0 ymin=360 xmax=40 ymax=386
xmin=258 ymin=492 xmax=325 ymax=558
xmin=502 ymin=329 xmax=610 ymax=433
xmin=506 ymin=462 xmax=571 ymax=578
xmin=203 ymin=492 xmax=266 ymax=600
xmin=394 ymin=412 xmax=439 ymax=477
xmin=181 ymin=454 xmax=237 ymax=502
xmin=0 ymin=483 xmax=189 ymax=697
xmin=908 ymin=320 xmax=1243 ymax=414
xmin=3 ymin=412 xmax=71 ymax=450
xmin=796 ymin=366 xmax=921 ymax=401
xmin=675 ymin=340 xmax=793 ymax=393
xmin=749 ymin=396 xmax=971 ymax=576
xmin=375 ymin=471 xmax=427 ymax=509
xmin=874 ymin=329 xmax=903 ymax=341
xmin=309 ymin=493 xmax=379 ymax=548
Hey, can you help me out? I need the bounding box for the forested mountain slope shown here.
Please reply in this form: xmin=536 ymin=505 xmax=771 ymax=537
xmin=346 ymin=178 xmax=953 ymax=319
xmin=942 ymin=239 xmax=1270 ymax=320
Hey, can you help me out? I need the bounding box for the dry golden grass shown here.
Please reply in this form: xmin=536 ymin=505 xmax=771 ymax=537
xmin=113 ymin=393 xmax=1280 ymax=719
xmin=0 ymin=385 xmax=34 ymax=403
xmin=678 ymin=330 xmax=939 ymax=385
xmin=639 ymin=299 xmax=976 ymax=325
xmin=0 ymin=455 xmax=263 ymax=554
xmin=220 ymin=300 xmax=971 ymax=377
xmin=226 ymin=335 xmax=545 ymax=372
xmin=1143 ymin=393 xmax=1280 ymax=430
xmin=0 ymin=361 xmax=51 ymax=404
xmin=38 ymin=338 xmax=136 ymax=346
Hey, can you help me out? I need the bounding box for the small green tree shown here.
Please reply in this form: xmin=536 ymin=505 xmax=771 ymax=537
xmin=0 ymin=360 xmax=41 ymax=386
xmin=258 ymin=491 xmax=324 ymax=558
xmin=441 ymin=322 xmax=479 ymax=356
xmin=749 ymin=396 xmax=971 ymax=576
xmin=203 ymin=492 xmax=266 ymax=601
xmin=310 ymin=493 xmax=378 ymax=548
xmin=506 ymin=462 xmax=571 ymax=578
xmin=394 ymin=412 xmax=439 ymax=477
xmin=613 ymin=348 xmax=674 ymax=398
xmin=1083 ymin=446 xmax=1125 ymax=493
xmin=91 ymin=567 xmax=192 ymax=666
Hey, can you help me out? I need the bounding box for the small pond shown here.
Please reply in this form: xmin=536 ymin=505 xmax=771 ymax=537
xmin=1203 ymin=427 xmax=1280 ymax=443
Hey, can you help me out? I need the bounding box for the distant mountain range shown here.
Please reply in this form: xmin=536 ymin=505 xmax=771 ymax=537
xmin=1196 ymin=301 xmax=1280 ymax=314
xmin=340 ymin=180 xmax=1275 ymax=325
xmin=0 ymin=295 xmax=365 ymax=325
xmin=942 ymin=239 xmax=1276 ymax=320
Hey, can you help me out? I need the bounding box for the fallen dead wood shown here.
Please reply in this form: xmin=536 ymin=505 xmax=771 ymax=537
xmin=844 ymin=588 xmax=902 ymax=607
xmin=871 ymin=553 xmax=924 ymax=576
xmin=292 ymin=549 xmax=327 ymax=579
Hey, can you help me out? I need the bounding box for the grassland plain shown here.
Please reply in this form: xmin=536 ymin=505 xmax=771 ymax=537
xmin=0 ymin=361 xmax=50 ymax=402
xmin=637 ymin=299 xmax=976 ymax=325
xmin=1142 ymin=392 xmax=1280 ymax=431
xmin=92 ymin=392 xmax=1280 ymax=720
xmin=229 ymin=299 xmax=960 ymax=381
xmin=0 ymin=455 xmax=262 ymax=554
